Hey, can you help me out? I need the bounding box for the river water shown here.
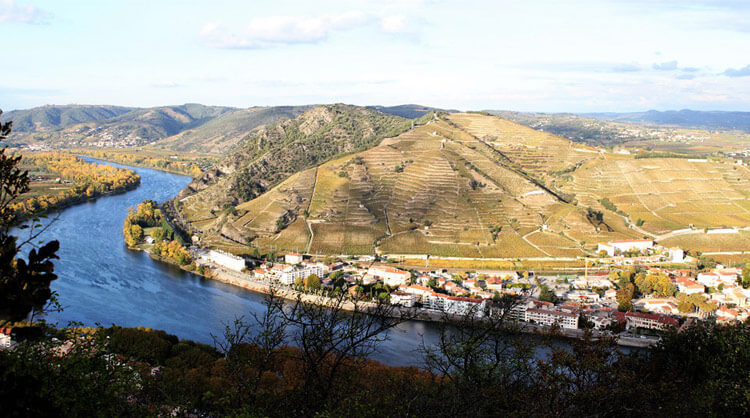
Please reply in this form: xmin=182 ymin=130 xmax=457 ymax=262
xmin=34 ymin=159 xmax=438 ymax=367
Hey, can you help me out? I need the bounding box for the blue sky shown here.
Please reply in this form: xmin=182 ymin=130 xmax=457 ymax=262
xmin=2 ymin=0 xmax=750 ymax=112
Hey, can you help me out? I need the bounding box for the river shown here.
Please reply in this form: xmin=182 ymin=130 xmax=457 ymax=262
xmin=33 ymin=159 xmax=439 ymax=367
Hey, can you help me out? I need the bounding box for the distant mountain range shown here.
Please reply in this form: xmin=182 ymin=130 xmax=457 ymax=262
xmin=582 ymin=110 xmax=750 ymax=132
xmin=0 ymin=103 xmax=454 ymax=154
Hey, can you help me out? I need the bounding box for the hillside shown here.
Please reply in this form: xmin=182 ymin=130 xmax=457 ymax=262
xmin=175 ymin=105 xmax=415 ymax=249
xmin=178 ymin=111 xmax=619 ymax=256
xmin=148 ymin=106 xmax=311 ymax=154
xmin=177 ymin=110 xmax=750 ymax=257
xmin=1 ymin=104 xmax=317 ymax=154
xmin=369 ymin=104 xmax=458 ymax=119
xmin=0 ymin=104 xmax=135 ymax=132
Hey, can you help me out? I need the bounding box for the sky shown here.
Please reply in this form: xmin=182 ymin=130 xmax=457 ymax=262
xmin=2 ymin=0 xmax=750 ymax=112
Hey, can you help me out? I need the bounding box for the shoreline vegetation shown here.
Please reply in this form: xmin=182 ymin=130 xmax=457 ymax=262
xmin=11 ymin=152 xmax=140 ymax=222
xmin=122 ymin=200 xmax=656 ymax=349
xmin=72 ymin=149 xmax=216 ymax=177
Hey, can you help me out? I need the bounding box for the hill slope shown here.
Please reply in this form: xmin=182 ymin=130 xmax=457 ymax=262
xmin=179 ymin=111 xmax=619 ymax=256
xmin=1 ymin=103 xmax=312 ymax=153
xmin=178 ymin=111 xmax=750 ymax=257
xmin=148 ymin=106 xmax=311 ymax=154
xmin=175 ymin=104 xmax=415 ymax=250
xmin=0 ymin=104 xmax=135 ymax=132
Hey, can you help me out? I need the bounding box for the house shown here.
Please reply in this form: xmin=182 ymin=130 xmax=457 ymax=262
xmin=253 ymin=268 xmax=269 ymax=280
xmin=697 ymin=272 xmax=721 ymax=288
xmin=272 ymin=263 xmax=325 ymax=285
xmin=624 ymin=312 xmax=678 ymax=331
xmin=597 ymin=239 xmax=654 ymax=256
xmin=604 ymin=289 xmax=618 ymax=299
xmin=674 ymin=278 xmax=705 ymax=295
xmin=285 ymin=253 xmax=304 ymax=264
xmin=668 ymin=248 xmax=684 ymax=263
xmin=400 ymin=284 xmax=434 ymax=302
xmin=389 ymin=292 xmax=416 ymax=308
xmin=715 ymin=306 xmax=739 ymax=323
xmin=424 ymin=293 xmax=487 ymax=317
xmin=485 ymin=277 xmax=504 ymax=291
xmin=566 ymin=290 xmax=600 ymax=303
xmin=525 ymin=307 xmax=579 ymax=330
xmin=367 ymin=266 xmax=411 ymax=287
xmin=207 ymin=250 xmax=246 ymax=271
xmin=640 ymin=299 xmax=679 ymax=314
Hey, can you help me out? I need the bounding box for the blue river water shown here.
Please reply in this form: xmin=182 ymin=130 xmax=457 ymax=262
xmin=33 ymin=159 xmax=438 ymax=367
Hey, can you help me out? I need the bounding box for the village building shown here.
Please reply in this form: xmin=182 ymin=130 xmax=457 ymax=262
xmin=424 ymin=293 xmax=487 ymax=318
xmin=389 ymin=292 xmax=416 ymax=308
xmin=285 ymin=253 xmax=304 ymax=264
xmin=525 ymin=307 xmax=579 ymax=330
xmin=206 ymin=250 xmax=246 ymax=271
xmin=616 ymin=312 xmax=679 ymax=331
xmin=367 ymin=265 xmax=411 ymax=287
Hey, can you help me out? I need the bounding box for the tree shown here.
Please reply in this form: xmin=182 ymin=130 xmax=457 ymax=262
xmin=616 ymin=284 xmax=634 ymax=312
xmin=150 ymin=227 xmax=165 ymax=243
xmin=280 ymin=291 xmax=416 ymax=413
xmin=740 ymin=263 xmax=750 ymax=289
xmin=305 ymin=274 xmax=321 ymax=291
xmin=0 ymin=115 xmax=60 ymax=322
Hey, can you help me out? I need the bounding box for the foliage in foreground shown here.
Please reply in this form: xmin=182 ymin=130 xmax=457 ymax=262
xmin=1 ymin=294 xmax=750 ymax=417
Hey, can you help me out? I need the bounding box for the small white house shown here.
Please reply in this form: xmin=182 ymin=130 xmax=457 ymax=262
xmin=285 ymin=253 xmax=304 ymax=264
xmin=367 ymin=266 xmax=411 ymax=287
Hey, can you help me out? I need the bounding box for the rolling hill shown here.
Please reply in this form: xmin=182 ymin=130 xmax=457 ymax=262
xmin=177 ymin=109 xmax=750 ymax=257
xmin=1 ymin=103 xmax=311 ymax=154
xmin=0 ymin=104 xmax=135 ymax=132
xmin=176 ymin=110 xmax=618 ymax=256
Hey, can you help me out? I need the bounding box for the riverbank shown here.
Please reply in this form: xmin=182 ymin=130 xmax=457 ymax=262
xmin=130 ymin=242 xmax=657 ymax=349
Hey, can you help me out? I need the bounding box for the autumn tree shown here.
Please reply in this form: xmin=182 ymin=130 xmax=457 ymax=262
xmin=305 ymin=274 xmax=321 ymax=291
xmin=616 ymin=283 xmax=634 ymax=312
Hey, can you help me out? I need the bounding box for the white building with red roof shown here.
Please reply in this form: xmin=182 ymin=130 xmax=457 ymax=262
xmin=367 ymin=265 xmax=411 ymax=287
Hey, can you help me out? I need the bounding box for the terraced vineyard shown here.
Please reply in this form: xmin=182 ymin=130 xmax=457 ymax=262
xmin=561 ymin=157 xmax=750 ymax=235
xmin=181 ymin=111 xmax=609 ymax=256
xmin=177 ymin=109 xmax=750 ymax=257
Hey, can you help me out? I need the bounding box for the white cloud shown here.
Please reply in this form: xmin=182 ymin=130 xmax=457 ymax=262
xmin=0 ymin=0 xmax=49 ymax=24
xmin=200 ymin=11 xmax=420 ymax=49
xmin=653 ymin=60 xmax=678 ymax=71
xmin=200 ymin=11 xmax=372 ymax=48
xmin=380 ymin=15 xmax=407 ymax=33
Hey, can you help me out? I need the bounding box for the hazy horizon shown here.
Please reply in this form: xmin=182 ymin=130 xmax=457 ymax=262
xmin=2 ymin=0 xmax=749 ymax=113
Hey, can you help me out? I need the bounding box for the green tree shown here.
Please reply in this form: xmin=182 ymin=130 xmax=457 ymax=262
xmin=740 ymin=263 xmax=750 ymax=288
xmin=305 ymin=274 xmax=322 ymax=291
xmin=427 ymin=276 xmax=438 ymax=288
xmin=0 ymin=115 xmax=60 ymax=322
xmin=150 ymin=227 xmax=165 ymax=243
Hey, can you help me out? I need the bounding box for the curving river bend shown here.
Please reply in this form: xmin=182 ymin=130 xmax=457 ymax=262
xmin=36 ymin=159 xmax=438 ymax=367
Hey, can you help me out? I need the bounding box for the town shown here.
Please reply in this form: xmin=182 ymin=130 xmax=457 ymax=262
xmin=193 ymin=237 xmax=750 ymax=347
